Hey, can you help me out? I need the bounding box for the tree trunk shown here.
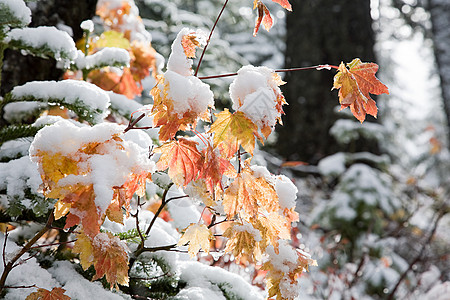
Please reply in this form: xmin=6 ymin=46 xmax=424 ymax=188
xmin=428 ymin=0 xmax=450 ymax=147
xmin=1 ymin=0 xmax=97 ymax=95
xmin=275 ymin=0 xmax=378 ymax=163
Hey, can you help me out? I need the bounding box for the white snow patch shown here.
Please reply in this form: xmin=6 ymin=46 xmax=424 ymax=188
xmin=0 ymin=0 xmax=31 ymax=26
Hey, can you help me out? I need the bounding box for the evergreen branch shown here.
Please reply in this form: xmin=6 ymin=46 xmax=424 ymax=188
xmin=6 ymin=40 xmax=74 ymax=61
xmin=0 ymin=124 xmax=42 ymax=145
xmin=6 ymin=94 xmax=104 ymax=125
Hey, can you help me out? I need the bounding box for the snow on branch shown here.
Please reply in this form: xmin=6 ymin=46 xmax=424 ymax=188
xmin=9 ymin=80 xmax=110 ymax=124
xmin=5 ymin=26 xmax=77 ymax=65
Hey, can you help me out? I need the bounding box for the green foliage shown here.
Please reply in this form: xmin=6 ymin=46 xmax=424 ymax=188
xmin=0 ymin=124 xmax=42 ymax=145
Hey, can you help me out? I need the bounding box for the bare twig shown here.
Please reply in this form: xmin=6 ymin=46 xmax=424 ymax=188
xmin=198 ymin=65 xmax=338 ymax=80
xmin=30 ymin=239 xmax=76 ymax=249
xmin=387 ymin=209 xmax=445 ymax=300
xmin=0 ymin=210 xmax=54 ymax=294
xmin=194 ymin=0 xmax=229 ymax=76
xmin=3 ymin=284 xmax=37 ymax=289
xmin=124 ymin=113 xmax=146 ymax=133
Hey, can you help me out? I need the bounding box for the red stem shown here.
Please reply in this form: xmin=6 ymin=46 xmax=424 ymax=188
xmin=194 ymin=0 xmax=229 ymax=77
xmin=198 ymin=65 xmax=338 ymax=80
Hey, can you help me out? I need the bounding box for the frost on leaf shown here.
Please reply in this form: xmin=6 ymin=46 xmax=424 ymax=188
xmin=150 ymin=28 xmax=213 ymax=141
xmin=333 ymin=58 xmax=389 ymax=123
xmin=30 ymin=120 xmax=153 ymax=236
xmin=262 ymin=242 xmax=317 ymax=300
xmin=209 ymin=109 xmax=262 ymax=158
xmin=223 ymin=221 xmax=262 ymax=263
xmin=229 ymin=65 xmax=287 ymax=139
xmin=177 ymin=223 xmax=214 ymax=258
xmin=26 ymin=287 xmax=71 ymax=300
xmin=222 ymin=165 xmax=279 ymax=218
xmin=155 ymin=138 xmax=204 ymax=186
xmin=74 ymin=231 xmax=129 ymax=289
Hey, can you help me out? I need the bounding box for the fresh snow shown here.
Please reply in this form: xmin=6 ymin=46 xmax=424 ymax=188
xmin=29 ymin=120 xmax=155 ymax=215
xmin=11 ymin=80 xmax=111 ymax=123
xmin=0 ymin=0 xmax=31 ymax=27
xmin=74 ymin=48 xmax=130 ymax=70
xmin=6 ymin=26 xmax=78 ymax=62
xmin=80 ymin=19 xmax=94 ymax=32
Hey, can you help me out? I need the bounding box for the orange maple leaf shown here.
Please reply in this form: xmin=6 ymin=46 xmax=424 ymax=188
xmin=181 ymin=34 xmax=201 ymax=58
xmin=26 ymin=287 xmax=71 ymax=300
xmin=209 ymin=109 xmax=262 ymax=158
xmin=150 ymin=75 xmax=210 ymax=141
xmin=73 ymin=231 xmax=129 ymax=289
xmin=62 ymin=185 xmax=102 ymax=238
xmin=333 ymin=58 xmax=389 ymax=123
xmin=155 ymin=138 xmax=204 ymax=186
xmin=200 ymin=145 xmax=236 ymax=193
xmin=254 ymin=212 xmax=290 ymax=253
xmin=92 ymin=232 xmax=129 ymax=289
xmin=177 ymin=223 xmax=214 ymax=258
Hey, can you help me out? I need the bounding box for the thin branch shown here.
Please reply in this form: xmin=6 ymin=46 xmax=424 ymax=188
xmin=194 ymin=0 xmax=229 ymax=76
xmin=30 ymin=239 xmax=76 ymax=249
xmin=3 ymin=284 xmax=37 ymax=289
xmin=387 ymin=209 xmax=445 ymax=300
xmin=124 ymin=113 xmax=146 ymax=133
xmin=198 ymin=65 xmax=338 ymax=80
xmin=2 ymin=229 xmax=8 ymax=269
xmin=0 ymin=210 xmax=54 ymax=294
xmin=134 ymin=196 xmax=146 ymax=246
xmin=141 ymin=243 xmax=177 ymax=253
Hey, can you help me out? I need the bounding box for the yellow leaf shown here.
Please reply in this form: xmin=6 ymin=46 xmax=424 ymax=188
xmin=95 ymin=30 xmax=131 ymax=49
xmin=223 ymin=222 xmax=262 ymax=262
xmin=177 ymin=224 xmax=214 ymax=258
xmin=53 ymin=200 xmax=71 ymax=220
xmin=72 ymin=232 xmax=95 ymax=270
xmin=209 ymin=109 xmax=261 ymax=158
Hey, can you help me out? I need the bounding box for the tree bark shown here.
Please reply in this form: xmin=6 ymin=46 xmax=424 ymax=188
xmin=1 ymin=0 xmax=97 ymax=96
xmin=275 ymin=0 xmax=378 ymax=163
xmin=428 ymin=0 xmax=450 ymax=147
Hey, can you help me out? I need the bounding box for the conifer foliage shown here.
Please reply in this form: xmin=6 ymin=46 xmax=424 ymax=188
xmin=0 ymin=0 xmax=388 ymax=299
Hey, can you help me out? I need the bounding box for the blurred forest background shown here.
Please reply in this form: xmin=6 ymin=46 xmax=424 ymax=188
xmin=1 ymin=0 xmax=449 ymax=299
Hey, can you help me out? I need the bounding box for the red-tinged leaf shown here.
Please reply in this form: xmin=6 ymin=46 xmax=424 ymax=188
xmin=92 ymin=232 xmax=129 ymax=289
xmin=182 ymin=34 xmax=201 ymax=58
xmin=155 ymin=138 xmax=204 ymax=186
xmin=253 ymin=1 xmax=273 ymax=36
xmin=26 ymin=287 xmax=71 ymax=300
xmin=62 ymin=185 xmax=102 ymax=238
xmin=262 ymin=5 xmax=273 ymax=31
xmin=272 ymin=0 xmax=292 ymax=11
xmin=333 ymin=58 xmax=389 ymax=123
xmin=209 ymin=109 xmax=261 ymax=159
xmin=200 ymin=145 xmax=236 ymax=193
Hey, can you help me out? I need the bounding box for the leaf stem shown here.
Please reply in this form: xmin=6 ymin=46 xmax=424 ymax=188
xmin=194 ymin=0 xmax=229 ymax=77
